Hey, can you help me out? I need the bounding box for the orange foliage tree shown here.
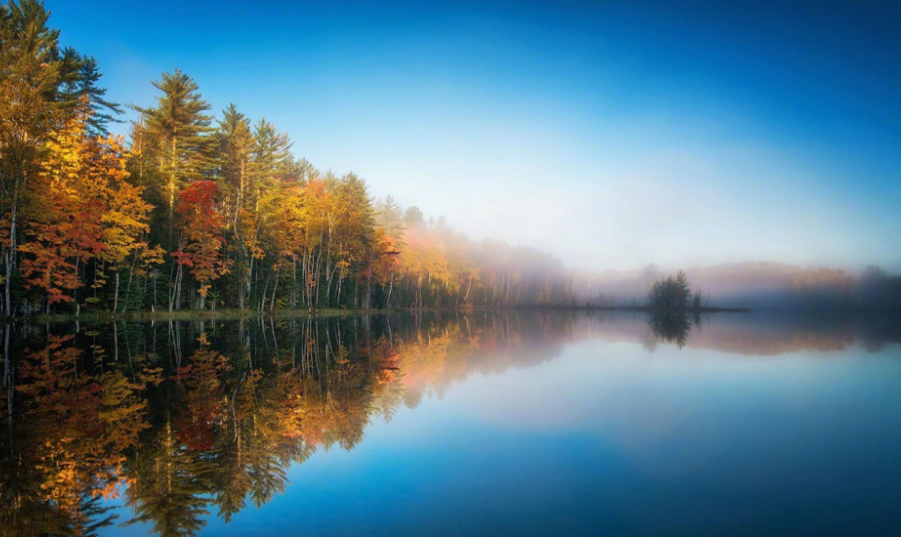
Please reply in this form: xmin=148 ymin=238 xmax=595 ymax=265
xmin=18 ymin=113 xmax=159 ymax=312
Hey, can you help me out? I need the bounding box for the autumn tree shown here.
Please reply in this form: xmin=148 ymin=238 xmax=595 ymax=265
xmin=17 ymin=118 xmax=95 ymax=310
xmin=95 ymin=142 xmax=160 ymax=313
xmin=240 ymin=119 xmax=295 ymax=308
xmin=171 ymin=180 xmax=229 ymax=310
xmin=268 ymin=184 xmax=307 ymax=309
xmin=17 ymin=110 xmax=159 ymax=314
xmin=329 ymin=173 xmax=374 ymax=308
xmin=0 ymin=0 xmax=64 ymax=316
xmin=366 ymin=227 xmax=401 ymax=308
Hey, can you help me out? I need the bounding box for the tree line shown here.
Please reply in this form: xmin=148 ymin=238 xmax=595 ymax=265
xmin=0 ymin=1 xmax=573 ymax=318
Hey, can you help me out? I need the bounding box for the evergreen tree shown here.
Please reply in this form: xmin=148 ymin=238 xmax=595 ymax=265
xmin=648 ymin=271 xmax=693 ymax=309
xmin=133 ymin=69 xmax=214 ymax=248
xmin=216 ymin=104 xmax=253 ymax=225
xmin=54 ymin=48 xmax=121 ymax=136
xmin=375 ymin=195 xmax=406 ymax=238
xmin=55 ymin=45 xmax=83 ymax=107
xmin=73 ymin=56 xmax=123 ymax=136
xmin=673 ymin=270 xmax=691 ymax=309
xmin=403 ymin=206 xmax=425 ymax=228
xmin=250 ymin=118 xmax=293 ymax=197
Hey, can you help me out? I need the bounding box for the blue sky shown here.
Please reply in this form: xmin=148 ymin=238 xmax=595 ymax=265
xmin=47 ymin=0 xmax=901 ymax=271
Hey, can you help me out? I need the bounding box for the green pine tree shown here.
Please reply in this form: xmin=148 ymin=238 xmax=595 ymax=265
xmin=133 ymin=69 xmax=214 ymax=248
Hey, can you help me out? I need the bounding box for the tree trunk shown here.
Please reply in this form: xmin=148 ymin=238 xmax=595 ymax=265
xmin=293 ymin=258 xmax=298 ymax=309
xmin=336 ymin=275 xmax=343 ymax=308
xmin=172 ymin=264 xmax=183 ymax=311
xmin=387 ymin=270 xmax=395 ymax=309
xmin=168 ymin=137 xmax=177 ymax=248
xmin=114 ymin=271 xmax=120 ymax=313
xmin=4 ymin=177 xmax=21 ymax=318
xmin=270 ymin=266 xmax=279 ymax=311
xmin=365 ymin=258 xmax=372 ymax=310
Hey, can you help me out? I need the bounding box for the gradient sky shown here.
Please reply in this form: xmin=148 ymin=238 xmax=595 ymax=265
xmin=46 ymin=0 xmax=901 ymax=272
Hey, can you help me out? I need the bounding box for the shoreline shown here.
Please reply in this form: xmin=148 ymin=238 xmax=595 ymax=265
xmin=23 ymin=305 xmax=752 ymax=324
xmin=12 ymin=304 xmax=901 ymax=324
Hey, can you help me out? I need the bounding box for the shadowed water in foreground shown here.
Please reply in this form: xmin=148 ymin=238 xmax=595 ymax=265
xmin=1 ymin=311 xmax=900 ymax=537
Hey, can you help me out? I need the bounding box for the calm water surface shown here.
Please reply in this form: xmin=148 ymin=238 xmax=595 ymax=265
xmin=1 ymin=311 xmax=900 ymax=536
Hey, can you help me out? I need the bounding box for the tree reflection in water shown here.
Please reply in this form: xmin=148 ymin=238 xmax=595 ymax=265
xmin=647 ymin=311 xmax=695 ymax=348
xmin=0 ymin=311 xmax=899 ymax=536
xmin=0 ymin=313 xmax=566 ymax=537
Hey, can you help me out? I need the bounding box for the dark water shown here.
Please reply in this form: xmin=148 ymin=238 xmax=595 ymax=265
xmin=1 ymin=311 xmax=900 ymax=537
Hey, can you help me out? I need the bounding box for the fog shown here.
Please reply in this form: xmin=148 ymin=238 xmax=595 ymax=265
xmin=358 ymin=111 xmax=898 ymax=275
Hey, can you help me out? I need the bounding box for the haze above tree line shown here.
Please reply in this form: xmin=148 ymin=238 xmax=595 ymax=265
xmin=1 ymin=1 xmax=899 ymax=319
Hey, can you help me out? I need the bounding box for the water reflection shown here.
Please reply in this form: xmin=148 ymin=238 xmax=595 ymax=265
xmin=648 ymin=311 xmax=694 ymax=348
xmin=0 ymin=311 xmax=899 ymax=536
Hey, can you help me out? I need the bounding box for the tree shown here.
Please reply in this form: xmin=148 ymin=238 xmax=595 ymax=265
xmin=268 ymin=184 xmax=306 ymax=309
xmin=0 ymin=0 xmax=65 ymax=316
xmin=171 ymin=180 xmax=229 ymax=310
xmin=403 ymin=206 xmax=425 ymax=228
xmin=647 ymin=270 xmax=692 ymax=310
xmin=216 ymin=104 xmax=253 ymax=226
xmin=374 ymin=195 xmax=405 ymax=238
xmin=215 ymin=104 xmax=255 ymax=309
xmin=673 ymin=270 xmax=691 ymax=308
xmin=329 ymin=173 xmax=374 ymax=308
xmin=95 ymin=140 xmax=159 ymax=313
xmin=133 ymin=69 xmax=214 ymax=248
xmin=18 ymin=116 xmax=105 ymax=310
xmin=250 ymin=119 xmax=293 ymax=194
xmin=70 ymin=56 xmax=123 ymax=137
xmin=367 ymin=228 xmax=401 ymax=308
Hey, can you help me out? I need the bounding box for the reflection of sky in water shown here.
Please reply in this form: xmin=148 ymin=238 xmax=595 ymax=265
xmin=110 ymin=330 xmax=901 ymax=536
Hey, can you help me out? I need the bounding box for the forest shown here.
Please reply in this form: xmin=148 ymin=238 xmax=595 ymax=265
xmin=0 ymin=1 xmax=571 ymax=318
xmin=2 ymin=1 xmax=900 ymax=319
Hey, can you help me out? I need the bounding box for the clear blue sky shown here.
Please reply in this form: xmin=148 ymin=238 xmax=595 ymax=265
xmin=47 ymin=0 xmax=901 ymax=272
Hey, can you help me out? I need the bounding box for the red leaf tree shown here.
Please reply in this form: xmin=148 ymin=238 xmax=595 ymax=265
xmin=171 ymin=180 xmax=229 ymax=309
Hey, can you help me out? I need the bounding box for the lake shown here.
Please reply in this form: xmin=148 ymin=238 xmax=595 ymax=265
xmin=1 ymin=310 xmax=900 ymax=536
